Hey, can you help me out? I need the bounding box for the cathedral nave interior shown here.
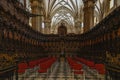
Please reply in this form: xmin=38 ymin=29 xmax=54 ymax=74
xmin=0 ymin=0 xmax=120 ymax=80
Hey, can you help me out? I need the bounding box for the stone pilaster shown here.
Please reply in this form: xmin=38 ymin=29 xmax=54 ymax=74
xmin=83 ymin=0 xmax=95 ymax=33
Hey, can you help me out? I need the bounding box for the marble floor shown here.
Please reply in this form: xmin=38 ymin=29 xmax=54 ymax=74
xmin=18 ymin=60 xmax=105 ymax=80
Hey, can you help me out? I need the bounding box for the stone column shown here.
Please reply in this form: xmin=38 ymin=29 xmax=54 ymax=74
xmin=105 ymin=0 xmax=111 ymax=16
xmin=47 ymin=21 xmax=51 ymax=34
xmin=117 ymin=0 xmax=120 ymax=7
xmin=44 ymin=20 xmax=51 ymax=34
xmin=75 ymin=20 xmax=80 ymax=34
xmin=83 ymin=0 xmax=95 ymax=33
xmin=39 ymin=3 xmax=44 ymax=32
xmin=44 ymin=20 xmax=47 ymax=34
xmin=30 ymin=0 xmax=43 ymax=32
xmin=79 ymin=22 xmax=84 ymax=34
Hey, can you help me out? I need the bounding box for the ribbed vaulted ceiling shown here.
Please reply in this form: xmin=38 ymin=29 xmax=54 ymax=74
xmin=43 ymin=0 xmax=84 ymax=33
